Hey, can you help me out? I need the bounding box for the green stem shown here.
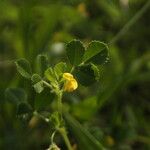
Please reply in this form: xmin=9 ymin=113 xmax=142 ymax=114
xmin=42 ymin=80 xmax=53 ymax=89
xmin=41 ymin=78 xmax=72 ymax=150
xmin=57 ymin=91 xmax=63 ymax=114
xmin=59 ymin=127 xmax=73 ymax=150
xmin=33 ymin=111 xmax=50 ymax=122
xmin=56 ymin=90 xmax=72 ymax=150
xmin=51 ymin=131 xmax=56 ymax=144
xmin=53 ymin=84 xmax=72 ymax=150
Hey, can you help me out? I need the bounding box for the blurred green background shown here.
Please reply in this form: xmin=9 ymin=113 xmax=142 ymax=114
xmin=0 ymin=0 xmax=150 ymax=149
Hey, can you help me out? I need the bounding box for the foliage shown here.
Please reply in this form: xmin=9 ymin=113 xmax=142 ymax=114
xmin=14 ymin=39 xmax=108 ymax=150
xmin=0 ymin=0 xmax=150 ymax=150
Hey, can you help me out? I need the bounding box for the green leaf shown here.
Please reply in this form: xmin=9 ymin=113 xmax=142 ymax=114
xmin=15 ymin=58 xmax=32 ymax=79
xmin=36 ymin=55 xmax=48 ymax=76
xmin=64 ymin=113 xmax=105 ymax=150
xmin=17 ymin=102 xmax=32 ymax=115
xmin=91 ymin=63 xmax=100 ymax=81
xmin=31 ymin=74 xmax=42 ymax=84
xmin=5 ymin=88 xmax=27 ymax=104
xmin=83 ymin=41 xmax=109 ymax=65
xmin=33 ymin=81 xmax=44 ymax=93
xmin=54 ymin=62 xmax=67 ymax=79
xmin=75 ymin=64 xmax=98 ymax=86
xmin=34 ymin=88 xmax=55 ymax=111
xmin=66 ymin=39 xmax=85 ymax=66
xmin=44 ymin=67 xmax=56 ymax=83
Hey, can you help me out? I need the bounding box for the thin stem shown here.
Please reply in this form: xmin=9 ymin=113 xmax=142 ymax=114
xmin=33 ymin=111 xmax=50 ymax=122
xmin=45 ymin=79 xmax=72 ymax=150
xmin=42 ymin=80 xmax=53 ymax=89
xmin=51 ymin=131 xmax=56 ymax=144
xmin=57 ymin=91 xmax=63 ymax=114
xmin=56 ymin=90 xmax=73 ymax=150
xmin=59 ymin=127 xmax=73 ymax=150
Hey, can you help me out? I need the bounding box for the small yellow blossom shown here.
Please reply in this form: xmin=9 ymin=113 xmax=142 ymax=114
xmin=63 ymin=73 xmax=73 ymax=80
xmin=64 ymin=79 xmax=78 ymax=92
xmin=63 ymin=73 xmax=78 ymax=92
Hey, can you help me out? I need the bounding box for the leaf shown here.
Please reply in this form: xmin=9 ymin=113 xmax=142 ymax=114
xmin=15 ymin=58 xmax=32 ymax=79
xmin=5 ymin=88 xmax=27 ymax=104
xmin=91 ymin=63 xmax=100 ymax=81
xmin=44 ymin=67 xmax=56 ymax=83
xmin=31 ymin=74 xmax=42 ymax=84
xmin=75 ymin=64 xmax=98 ymax=86
xmin=66 ymin=39 xmax=85 ymax=66
xmin=34 ymin=88 xmax=55 ymax=111
xmin=17 ymin=102 xmax=32 ymax=115
xmin=64 ymin=113 xmax=105 ymax=150
xmin=54 ymin=62 xmax=67 ymax=79
xmin=83 ymin=41 xmax=109 ymax=65
xmin=33 ymin=81 xmax=44 ymax=93
xmin=36 ymin=55 xmax=48 ymax=76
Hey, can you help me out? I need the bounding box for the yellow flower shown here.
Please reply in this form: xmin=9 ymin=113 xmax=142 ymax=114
xmin=63 ymin=73 xmax=78 ymax=92
xmin=63 ymin=73 xmax=73 ymax=80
